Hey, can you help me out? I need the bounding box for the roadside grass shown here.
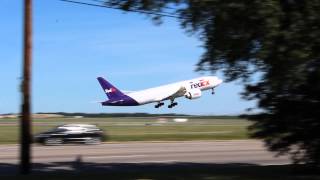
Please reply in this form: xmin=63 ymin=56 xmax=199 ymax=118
xmin=0 ymin=117 xmax=251 ymax=144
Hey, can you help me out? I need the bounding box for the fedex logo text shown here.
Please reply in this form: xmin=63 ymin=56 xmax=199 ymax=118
xmin=105 ymin=88 xmax=116 ymax=94
xmin=190 ymin=80 xmax=210 ymax=89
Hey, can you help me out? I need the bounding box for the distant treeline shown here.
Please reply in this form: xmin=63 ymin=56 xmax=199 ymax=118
xmin=37 ymin=112 xmax=240 ymax=119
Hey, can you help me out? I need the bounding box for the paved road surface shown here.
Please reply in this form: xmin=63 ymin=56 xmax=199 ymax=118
xmin=0 ymin=140 xmax=290 ymax=174
xmin=0 ymin=140 xmax=289 ymax=164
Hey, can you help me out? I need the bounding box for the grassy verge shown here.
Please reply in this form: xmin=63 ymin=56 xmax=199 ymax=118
xmin=0 ymin=117 xmax=251 ymax=144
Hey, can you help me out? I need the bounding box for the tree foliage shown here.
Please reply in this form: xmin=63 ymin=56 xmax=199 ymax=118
xmin=105 ymin=0 xmax=320 ymax=167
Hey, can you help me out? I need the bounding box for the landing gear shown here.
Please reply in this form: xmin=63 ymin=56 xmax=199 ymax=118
xmin=155 ymin=102 xmax=164 ymax=108
xmin=155 ymin=100 xmax=178 ymax=108
xmin=168 ymin=101 xmax=178 ymax=108
xmin=211 ymin=88 xmax=215 ymax=95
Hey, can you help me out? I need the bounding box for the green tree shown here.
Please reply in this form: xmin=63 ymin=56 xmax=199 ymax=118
xmin=105 ymin=0 xmax=320 ymax=167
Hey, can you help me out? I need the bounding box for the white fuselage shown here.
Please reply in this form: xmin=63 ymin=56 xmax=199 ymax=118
xmin=127 ymin=76 xmax=222 ymax=104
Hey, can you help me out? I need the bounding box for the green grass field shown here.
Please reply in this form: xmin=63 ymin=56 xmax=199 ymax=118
xmin=0 ymin=117 xmax=251 ymax=144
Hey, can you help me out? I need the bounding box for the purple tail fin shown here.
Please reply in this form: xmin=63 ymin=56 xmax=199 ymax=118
xmin=97 ymin=77 xmax=125 ymax=100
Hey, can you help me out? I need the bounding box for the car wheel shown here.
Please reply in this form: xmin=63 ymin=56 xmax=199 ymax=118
xmin=85 ymin=137 xmax=102 ymax=145
xmin=44 ymin=138 xmax=63 ymax=145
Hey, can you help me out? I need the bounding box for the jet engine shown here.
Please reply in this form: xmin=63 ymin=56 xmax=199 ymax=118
xmin=185 ymin=89 xmax=202 ymax=99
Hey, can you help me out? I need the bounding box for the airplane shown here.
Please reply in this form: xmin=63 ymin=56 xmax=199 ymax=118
xmin=97 ymin=76 xmax=223 ymax=108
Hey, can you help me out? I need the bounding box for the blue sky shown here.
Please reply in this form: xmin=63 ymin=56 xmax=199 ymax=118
xmin=0 ymin=0 xmax=255 ymax=115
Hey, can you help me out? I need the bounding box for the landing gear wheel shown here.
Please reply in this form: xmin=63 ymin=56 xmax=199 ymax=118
xmin=168 ymin=102 xmax=177 ymax=108
xmin=167 ymin=97 xmax=178 ymax=108
xmin=155 ymin=102 xmax=164 ymax=108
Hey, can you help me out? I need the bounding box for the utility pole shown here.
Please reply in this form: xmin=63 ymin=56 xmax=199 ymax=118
xmin=21 ymin=0 xmax=32 ymax=174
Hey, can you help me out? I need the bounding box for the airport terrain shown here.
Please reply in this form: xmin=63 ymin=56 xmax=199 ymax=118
xmin=0 ymin=117 xmax=249 ymax=144
xmin=1 ymin=141 xmax=319 ymax=179
xmin=1 ymin=117 xmax=318 ymax=179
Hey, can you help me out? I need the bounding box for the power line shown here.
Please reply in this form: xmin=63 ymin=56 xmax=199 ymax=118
xmin=86 ymin=0 xmax=181 ymax=17
xmin=89 ymin=0 xmax=180 ymax=12
xmin=58 ymin=0 xmax=184 ymax=19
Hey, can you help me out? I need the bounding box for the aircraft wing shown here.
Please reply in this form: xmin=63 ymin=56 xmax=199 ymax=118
xmin=154 ymin=86 xmax=187 ymax=102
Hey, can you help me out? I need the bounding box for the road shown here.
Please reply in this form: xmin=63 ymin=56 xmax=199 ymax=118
xmin=0 ymin=140 xmax=289 ymax=165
